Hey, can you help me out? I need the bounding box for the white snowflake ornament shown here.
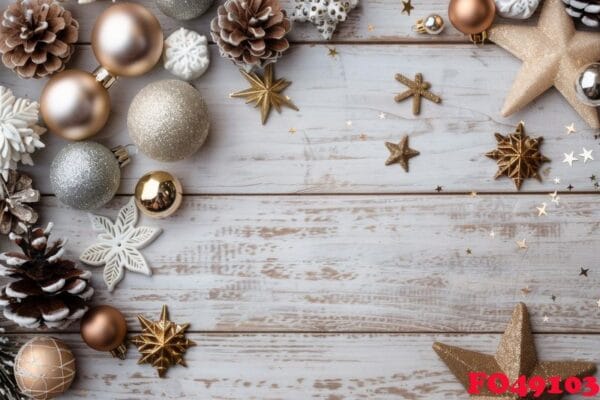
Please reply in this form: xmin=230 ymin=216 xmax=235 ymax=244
xmin=163 ymin=28 xmax=210 ymax=81
xmin=0 ymin=86 xmax=45 ymax=179
xmin=80 ymin=198 xmax=162 ymax=292
xmin=292 ymin=0 xmax=359 ymax=40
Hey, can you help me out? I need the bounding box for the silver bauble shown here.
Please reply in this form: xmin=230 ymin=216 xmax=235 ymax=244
xmin=50 ymin=142 xmax=121 ymax=210
xmin=576 ymin=63 xmax=600 ymax=107
xmin=127 ymin=80 xmax=210 ymax=162
xmin=155 ymin=0 xmax=215 ymax=20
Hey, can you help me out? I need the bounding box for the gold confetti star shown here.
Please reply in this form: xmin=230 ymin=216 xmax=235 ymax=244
xmin=565 ymin=123 xmax=576 ymax=135
xmin=466 ymin=248 xmax=472 ymax=255
xmin=367 ymin=24 xmax=375 ymax=32
xmin=435 ymin=185 xmax=443 ymax=192
xmin=580 ymin=267 xmax=589 ymax=277
xmin=553 ymin=177 xmax=561 ymax=184
xmin=543 ymin=314 xmax=550 ymax=323
xmin=470 ymin=191 xmax=478 ymax=197
xmin=562 ymin=152 xmax=578 ymax=167
xmin=231 ymin=64 xmax=299 ymax=125
xmin=327 ymin=47 xmax=338 ymax=58
xmin=551 ymin=294 xmax=557 ymax=302
xmin=358 ymin=133 xmax=368 ymax=141
xmin=549 ymin=190 xmax=560 ymax=205
xmin=394 ymin=73 xmax=441 ymax=115
xmin=579 ymin=148 xmax=594 ymax=163
xmin=384 ymin=135 xmax=420 ymax=172
xmin=289 ymin=127 xmax=297 ymax=134
xmin=401 ymin=0 xmax=414 ymax=15
xmin=516 ymin=239 xmax=528 ymax=249
xmin=536 ymin=202 xmax=547 ymax=216
xmin=521 ymin=286 xmax=532 ymax=295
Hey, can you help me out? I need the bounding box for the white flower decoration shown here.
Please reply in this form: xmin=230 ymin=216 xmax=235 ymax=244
xmin=163 ymin=28 xmax=210 ymax=81
xmin=80 ymin=198 xmax=162 ymax=292
xmin=0 ymin=85 xmax=45 ymax=179
xmin=292 ymin=0 xmax=359 ymax=40
xmin=495 ymin=0 xmax=540 ymax=19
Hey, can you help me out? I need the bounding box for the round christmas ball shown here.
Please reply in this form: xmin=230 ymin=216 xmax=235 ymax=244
xmin=448 ymin=0 xmax=496 ymax=34
xmin=156 ymin=0 xmax=215 ymax=20
xmin=14 ymin=337 xmax=76 ymax=400
xmin=576 ymin=62 xmax=600 ymax=106
xmin=135 ymin=171 xmax=183 ymax=218
xmin=92 ymin=3 xmax=164 ymax=77
xmin=127 ymin=80 xmax=210 ymax=162
xmin=50 ymin=142 xmax=121 ymax=210
xmin=81 ymin=305 xmax=128 ymax=358
xmin=40 ymin=70 xmax=110 ymax=141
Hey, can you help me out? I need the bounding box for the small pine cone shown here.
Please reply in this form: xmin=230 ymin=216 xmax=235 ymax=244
xmin=210 ymin=0 xmax=290 ymax=69
xmin=0 ymin=223 xmax=94 ymax=329
xmin=0 ymin=170 xmax=40 ymax=235
xmin=563 ymin=0 xmax=600 ymax=28
xmin=0 ymin=0 xmax=79 ymax=79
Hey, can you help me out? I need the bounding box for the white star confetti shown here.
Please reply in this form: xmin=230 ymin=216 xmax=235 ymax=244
xmin=565 ymin=123 xmax=576 ymax=135
xmin=579 ymin=148 xmax=594 ymax=163
xmin=346 ymin=120 xmax=353 ymax=127
xmin=553 ymin=177 xmax=561 ymax=184
xmin=562 ymin=152 xmax=578 ymax=167
xmin=549 ymin=190 xmax=560 ymax=205
xmin=543 ymin=315 xmax=549 ymax=323
xmin=489 ymin=230 xmax=495 ymax=238
xmin=536 ymin=202 xmax=547 ymax=216
xmin=516 ymin=239 xmax=528 ymax=249
xmin=597 ymin=299 xmax=600 ymax=308
xmin=378 ymin=112 xmax=386 ymax=119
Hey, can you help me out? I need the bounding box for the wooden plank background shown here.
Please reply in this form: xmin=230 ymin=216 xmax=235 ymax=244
xmin=0 ymin=0 xmax=599 ymax=398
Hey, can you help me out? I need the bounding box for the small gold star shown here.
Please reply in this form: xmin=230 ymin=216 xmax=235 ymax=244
xmin=328 ymin=47 xmax=338 ymax=58
xmin=553 ymin=177 xmax=561 ymax=184
xmin=536 ymin=202 xmax=547 ymax=216
xmin=367 ymin=24 xmax=375 ymax=31
xmin=470 ymin=191 xmax=478 ymax=197
xmin=289 ymin=127 xmax=297 ymax=134
xmin=521 ymin=286 xmax=532 ymax=295
xmin=435 ymin=185 xmax=443 ymax=192
xmin=516 ymin=239 xmax=528 ymax=249
xmin=358 ymin=133 xmax=368 ymax=141
xmin=384 ymin=135 xmax=420 ymax=172
xmin=551 ymin=294 xmax=557 ymax=302
xmin=394 ymin=73 xmax=441 ymax=115
xmin=231 ymin=64 xmax=299 ymax=125
xmin=466 ymin=248 xmax=472 ymax=255
xmin=580 ymin=267 xmax=590 ymax=277
xmin=549 ymin=190 xmax=560 ymax=205
xmin=543 ymin=314 xmax=550 ymax=323
xmin=401 ymin=0 xmax=414 ymax=15
xmin=565 ymin=123 xmax=576 ymax=135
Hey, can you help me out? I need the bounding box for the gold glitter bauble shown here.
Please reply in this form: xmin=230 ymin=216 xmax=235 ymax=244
xmin=14 ymin=337 xmax=76 ymax=400
xmin=135 ymin=171 xmax=183 ymax=218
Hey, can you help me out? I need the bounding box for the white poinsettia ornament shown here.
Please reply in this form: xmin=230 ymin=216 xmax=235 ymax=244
xmin=0 ymin=86 xmax=45 ymax=178
xmin=80 ymin=198 xmax=162 ymax=292
xmin=163 ymin=28 xmax=210 ymax=81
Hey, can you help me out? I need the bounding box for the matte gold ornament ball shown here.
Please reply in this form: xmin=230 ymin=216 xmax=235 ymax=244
xmin=135 ymin=171 xmax=183 ymax=218
xmin=448 ymin=0 xmax=495 ymax=39
xmin=14 ymin=337 xmax=76 ymax=400
xmin=81 ymin=305 xmax=128 ymax=359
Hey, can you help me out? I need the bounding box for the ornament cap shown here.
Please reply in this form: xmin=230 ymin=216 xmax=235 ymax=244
xmin=111 ymin=146 xmax=131 ymax=168
xmin=110 ymin=343 xmax=127 ymax=360
xmin=93 ymin=66 xmax=118 ymax=89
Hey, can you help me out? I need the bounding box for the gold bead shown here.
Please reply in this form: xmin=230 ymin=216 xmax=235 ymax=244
xmin=135 ymin=171 xmax=183 ymax=218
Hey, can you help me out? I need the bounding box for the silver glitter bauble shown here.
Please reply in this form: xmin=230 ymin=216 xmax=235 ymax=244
xmin=50 ymin=142 xmax=121 ymax=210
xmin=155 ymin=0 xmax=215 ymax=20
xmin=576 ymin=63 xmax=600 ymax=107
xmin=127 ymin=80 xmax=210 ymax=162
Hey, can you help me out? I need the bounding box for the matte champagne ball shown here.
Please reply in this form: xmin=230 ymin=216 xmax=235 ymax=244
xmin=92 ymin=3 xmax=164 ymax=77
xmin=156 ymin=0 xmax=215 ymax=20
xmin=40 ymin=70 xmax=110 ymax=141
xmin=81 ymin=305 xmax=127 ymax=352
xmin=50 ymin=142 xmax=121 ymax=210
xmin=576 ymin=63 xmax=600 ymax=106
xmin=448 ymin=0 xmax=496 ymax=34
xmin=128 ymin=80 xmax=210 ymax=162
xmin=14 ymin=337 xmax=76 ymax=400
xmin=135 ymin=171 xmax=183 ymax=218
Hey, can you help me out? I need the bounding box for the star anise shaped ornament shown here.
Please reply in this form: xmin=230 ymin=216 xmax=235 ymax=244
xmin=486 ymin=122 xmax=550 ymax=190
xmin=131 ymin=305 xmax=195 ymax=378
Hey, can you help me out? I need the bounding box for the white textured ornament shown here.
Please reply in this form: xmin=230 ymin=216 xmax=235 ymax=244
xmin=292 ymin=0 xmax=359 ymax=40
xmin=495 ymin=0 xmax=540 ymax=19
xmin=163 ymin=28 xmax=210 ymax=81
xmin=80 ymin=198 xmax=162 ymax=292
xmin=0 ymin=86 xmax=45 ymax=179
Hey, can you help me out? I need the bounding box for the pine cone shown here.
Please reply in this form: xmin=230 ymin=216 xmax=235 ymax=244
xmin=0 ymin=223 xmax=94 ymax=329
xmin=0 ymin=0 xmax=79 ymax=79
xmin=0 ymin=170 xmax=40 ymax=236
xmin=563 ymin=0 xmax=600 ymax=28
xmin=210 ymin=0 xmax=290 ymax=69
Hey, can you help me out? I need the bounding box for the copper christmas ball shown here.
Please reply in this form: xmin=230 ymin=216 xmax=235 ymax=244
xmin=40 ymin=70 xmax=110 ymax=140
xmin=81 ymin=305 xmax=128 ymax=358
xmin=448 ymin=0 xmax=496 ymax=35
xmin=92 ymin=3 xmax=164 ymax=77
xmin=135 ymin=171 xmax=183 ymax=218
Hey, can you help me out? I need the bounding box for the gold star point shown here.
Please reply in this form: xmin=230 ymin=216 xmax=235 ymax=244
xmin=401 ymin=0 xmax=414 ymax=15
xmin=327 ymin=47 xmax=339 ymax=58
xmin=394 ymin=73 xmax=441 ymax=115
xmin=384 ymin=135 xmax=420 ymax=172
xmin=231 ymin=64 xmax=299 ymax=125
xmin=516 ymin=238 xmax=528 ymax=249
xmin=367 ymin=24 xmax=375 ymax=31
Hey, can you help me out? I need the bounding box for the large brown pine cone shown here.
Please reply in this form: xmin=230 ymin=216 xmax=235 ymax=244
xmin=563 ymin=0 xmax=600 ymax=28
xmin=0 ymin=223 xmax=94 ymax=329
xmin=210 ymin=0 xmax=290 ymax=69
xmin=0 ymin=0 xmax=79 ymax=79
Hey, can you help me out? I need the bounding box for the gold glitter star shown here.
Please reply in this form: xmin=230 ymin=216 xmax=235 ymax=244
xmin=289 ymin=127 xmax=297 ymax=134
xmin=516 ymin=239 xmax=528 ymax=249
xmin=401 ymin=0 xmax=414 ymax=15
xmin=565 ymin=123 xmax=577 ymax=135
xmin=327 ymin=47 xmax=338 ymax=58
xmin=470 ymin=191 xmax=478 ymax=197
xmin=521 ymin=286 xmax=531 ymax=295
xmin=384 ymin=135 xmax=419 ymax=172
xmin=536 ymin=202 xmax=547 ymax=216
xmin=394 ymin=73 xmax=441 ymax=115
xmin=466 ymin=248 xmax=472 ymax=255
xmin=131 ymin=305 xmax=196 ymax=378
xmin=580 ymin=267 xmax=590 ymax=277
xmin=231 ymin=64 xmax=299 ymax=125
xmin=367 ymin=24 xmax=375 ymax=31
xmin=486 ymin=122 xmax=550 ymax=190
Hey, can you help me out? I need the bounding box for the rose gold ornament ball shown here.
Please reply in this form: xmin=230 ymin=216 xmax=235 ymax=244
xmin=40 ymin=70 xmax=110 ymax=140
xmin=92 ymin=3 xmax=164 ymax=77
xmin=448 ymin=0 xmax=496 ymax=34
xmin=80 ymin=305 xmax=128 ymax=352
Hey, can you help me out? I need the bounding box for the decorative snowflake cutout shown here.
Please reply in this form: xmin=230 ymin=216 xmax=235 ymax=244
xmin=0 ymin=86 xmax=45 ymax=179
xmin=292 ymin=0 xmax=359 ymax=40
xmin=80 ymin=198 xmax=162 ymax=292
xmin=163 ymin=28 xmax=210 ymax=81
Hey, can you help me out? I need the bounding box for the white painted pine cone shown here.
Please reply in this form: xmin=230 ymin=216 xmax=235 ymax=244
xmin=163 ymin=28 xmax=210 ymax=81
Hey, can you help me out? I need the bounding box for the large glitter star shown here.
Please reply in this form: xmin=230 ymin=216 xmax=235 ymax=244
xmin=488 ymin=0 xmax=600 ymax=128
xmin=434 ymin=303 xmax=597 ymax=399
xmin=230 ymin=64 xmax=299 ymax=125
xmin=486 ymin=122 xmax=550 ymax=190
xmin=131 ymin=305 xmax=195 ymax=378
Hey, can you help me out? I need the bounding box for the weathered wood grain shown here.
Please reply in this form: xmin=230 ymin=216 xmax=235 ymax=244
xmin=5 ymin=333 xmax=598 ymax=399
xmin=2 ymin=45 xmax=599 ymax=194
xmin=2 ymin=194 xmax=598 ymax=333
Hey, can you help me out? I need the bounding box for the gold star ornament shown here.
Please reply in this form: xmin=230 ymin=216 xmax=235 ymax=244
xmin=394 ymin=73 xmax=441 ymax=115
xmin=486 ymin=122 xmax=550 ymax=190
xmin=434 ymin=303 xmax=597 ymax=399
xmin=488 ymin=0 xmax=600 ymax=128
xmin=401 ymin=0 xmax=414 ymax=15
xmin=131 ymin=305 xmax=196 ymax=378
xmin=385 ymin=135 xmax=420 ymax=172
xmin=231 ymin=64 xmax=299 ymax=125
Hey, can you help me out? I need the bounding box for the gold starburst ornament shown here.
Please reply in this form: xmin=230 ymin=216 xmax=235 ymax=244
xmin=131 ymin=305 xmax=195 ymax=378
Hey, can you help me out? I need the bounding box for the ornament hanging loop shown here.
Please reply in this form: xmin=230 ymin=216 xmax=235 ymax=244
xmin=112 ymin=145 xmax=131 ymax=168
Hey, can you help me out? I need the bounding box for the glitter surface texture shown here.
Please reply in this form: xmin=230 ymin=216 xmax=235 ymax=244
xmin=156 ymin=0 xmax=214 ymax=20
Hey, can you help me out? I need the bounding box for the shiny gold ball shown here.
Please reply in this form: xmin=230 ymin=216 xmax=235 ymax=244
xmin=92 ymin=3 xmax=164 ymax=77
xmin=448 ymin=0 xmax=496 ymax=35
xmin=135 ymin=171 xmax=183 ymax=218
xmin=81 ymin=305 xmax=127 ymax=354
xmin=14 ymin=337 xmax=76 ymax=400
xmin=40 ymin=70 xmax=110 ymax=140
